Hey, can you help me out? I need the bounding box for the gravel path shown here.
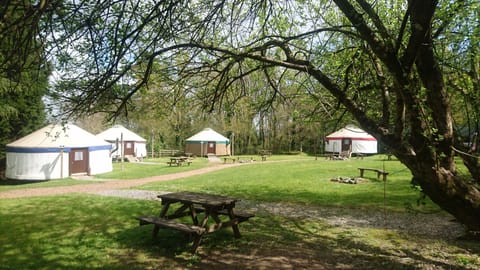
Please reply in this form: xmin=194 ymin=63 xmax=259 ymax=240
xmin=95 ymin=188 xmax=465 ymax=240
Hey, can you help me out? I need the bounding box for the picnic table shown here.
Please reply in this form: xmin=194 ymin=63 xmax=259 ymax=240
xmin=166 ymin=157 xmax=191 ymax=166
xmin=223 ymin=157 xmax=238 ymax=163
xmin=259 ymin=149 xmax=272 ymax=156
xmin=136 ymin=191 xmax=255 ymax=253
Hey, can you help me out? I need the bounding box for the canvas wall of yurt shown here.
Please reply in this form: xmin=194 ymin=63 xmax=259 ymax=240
xmin=325 ymin=125 xmax=378 ymax=154
xmin=96 ymin=125 xmax=147 ymax=159
xmin=185 ymin=128 xmax=231 ymax=156
xmin=5 ymin=124 xmax=112 ymax=180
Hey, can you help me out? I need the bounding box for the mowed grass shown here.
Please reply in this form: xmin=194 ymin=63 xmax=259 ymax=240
xmin=1 ymin=154 xmax=479 ymax=269
xmin=95 ymin=157 xmax=209 ymax=179
xmin=0 ymin=178 xmax=101 ymax=192
xmin=0 ymin=157 xmax=209 ymax=191
xmin=138 ymin=155 xmax=432 ymax=212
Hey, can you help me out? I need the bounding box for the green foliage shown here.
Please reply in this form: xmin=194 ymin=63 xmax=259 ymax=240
xmin=2 ymin=0 xmax=480 ymax=229
xmin=0 ymin=0 xmax=50 ymax=160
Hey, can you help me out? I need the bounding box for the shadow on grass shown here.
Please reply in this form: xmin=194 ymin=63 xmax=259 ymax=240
xmin=119 ymin=214 xmax=479 ymax=270
xmin=1 ymin=195 xmax=477 ymax=270
xmin=0 ymin=179 xmax=49 ymax=185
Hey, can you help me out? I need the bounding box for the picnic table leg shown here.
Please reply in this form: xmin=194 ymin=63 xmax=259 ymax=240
xmin=189 ymin=205 xmax=199 ymax=225
xmin=153 ymin=202 xmax=171 ymax=237
xmin=209 ymin=212 xmax=224 ymax=231
xmin=227 ymin=208 xmax=241 ymax=238
xmin=191 ymin=235 xmax=203 ymax=253
xmin=199 ymin=209 xmax=211 ymax=229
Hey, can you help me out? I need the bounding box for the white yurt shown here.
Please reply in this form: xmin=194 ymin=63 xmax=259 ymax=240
xmin=325 ymin=125 xmax=378 ymax=154
xmin=185 ymin=128 xmax=231 ymax=156
xmin=96 ymin=125 xmax=147 ymax=159
xmin=5 ymin=124 xmax=112 ymax=180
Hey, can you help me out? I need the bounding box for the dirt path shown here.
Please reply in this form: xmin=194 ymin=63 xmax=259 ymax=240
xmin=0 ymin=162 xmax=244 ymax=199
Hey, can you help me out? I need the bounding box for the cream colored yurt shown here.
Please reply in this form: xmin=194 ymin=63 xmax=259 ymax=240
xmin=96 ymin=125 xmax=147 ymax=159
xmin=5 ymin=124 xmax=112 ymax=180
xmin=325 ymin=125 xmax=378 ymax=154
xmin=185 ymin=128 xmax=231 ymax=156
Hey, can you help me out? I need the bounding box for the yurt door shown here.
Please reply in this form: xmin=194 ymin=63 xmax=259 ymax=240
xmin=124 ymin=141 xmax=134 ymax=155
xmin=341 ymin=138 xmax=352 ymax=152
xmin=207 ymin=141 xmax=216 ymax=154
xmin=69 ymin=148 xmax=89 ymax=175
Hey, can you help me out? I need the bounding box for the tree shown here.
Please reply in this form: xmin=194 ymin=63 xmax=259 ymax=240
xmin=0 ymin=0 xmax=50 ymax=163
xmin=3 ymin=0 xmax=480 ymax=233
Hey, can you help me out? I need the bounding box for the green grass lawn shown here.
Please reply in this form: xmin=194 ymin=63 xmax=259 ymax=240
xmin=0 ymin=157 xmax=210 ymax=191
xmin=0 ymin=178 xmax=103 ymax=192
xmin=95 ymin=157 xmax=209 ymax=179
xmin=138 ymin=155 xmax=432 ymax=213
xmin=1 ymin=154 xmax=479 ymax=269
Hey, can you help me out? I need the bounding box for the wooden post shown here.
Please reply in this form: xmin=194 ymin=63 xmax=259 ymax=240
xmin=60 ymin=145 xmax=64 ymax=178
xmin=121 ymin=133 xmax=124 ymax=171
xmin=231 ymin=132 xmax=235 ymax=156
xmin=151 ymin=131 xmax=154 ymax=159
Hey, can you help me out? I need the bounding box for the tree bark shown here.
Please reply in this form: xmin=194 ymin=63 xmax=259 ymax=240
xmin=333 ymin=0 xmax=480 ymax=232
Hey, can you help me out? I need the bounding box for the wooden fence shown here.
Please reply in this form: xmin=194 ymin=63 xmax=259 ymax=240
xmin=148 ymin=149 xmax=182 ymax=158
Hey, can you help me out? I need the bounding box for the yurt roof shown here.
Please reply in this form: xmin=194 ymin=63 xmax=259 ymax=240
xmin=6 ymin=124 xmax=111 ymax=149
xmin=326 ymin=125 xmax=376 ymax=140
xmin=96 ymin=124 xmax=146 ymax=142
xmin=186 ymin=128 xmax=230 ymax=143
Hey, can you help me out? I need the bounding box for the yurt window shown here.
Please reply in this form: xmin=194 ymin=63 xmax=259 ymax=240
xmin=341 ymin=138 xmax=352 ymax=151
xmin=75 ymin=152 xmax=84 ymax=161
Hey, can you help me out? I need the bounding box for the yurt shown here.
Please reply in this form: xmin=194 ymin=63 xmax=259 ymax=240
xmin=185 ymin=128 xmax=231 ymax=156
xmin=96 ymin=125 xmax=147 ymax=159
xmin=5 ymin=124 xmax=112 ymax=180
xmin=325 ymin=125 xmax=377 ymax=154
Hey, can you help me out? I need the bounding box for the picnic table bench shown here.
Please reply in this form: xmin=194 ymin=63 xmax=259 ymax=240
xmin=191 ymin=207 xmax=255 ymax=223
xmin=137 ymin=216 xmax=206 ymax=235
xmin=358 ymin=167 xmax=389 ymax=181
xmin=136 ymin=191 xmax=255 ymax=253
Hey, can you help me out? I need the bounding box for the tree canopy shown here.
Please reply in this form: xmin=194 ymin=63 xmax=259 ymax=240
xmin=2 ymin=0 xmax=480 ymax=233
xmin=0 ymin=0 xmax=50 ymax=160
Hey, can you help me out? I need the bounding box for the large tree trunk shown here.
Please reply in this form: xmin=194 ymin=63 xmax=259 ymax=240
xmin=398 ymin=152 xmax=480 ymax=233
xmin=403 ymin=1 xmax=480 ymax=232
xmin=332 ymin=0 xmax=480 ymax=233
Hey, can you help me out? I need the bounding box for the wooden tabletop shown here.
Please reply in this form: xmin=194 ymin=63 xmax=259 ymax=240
xmin=157 ymin=191 xmax=238 ymax=207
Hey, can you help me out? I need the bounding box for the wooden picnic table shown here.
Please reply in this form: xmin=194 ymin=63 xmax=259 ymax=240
xmin=223 ymin=157 xmax=238 ymax=163
xmin=136 ymin=191 xmax=254 ymax=253
xmin=167 ymin=157 xmax=191 ymax=166
xmin=259 ymin=149 xmax=272 ymax=156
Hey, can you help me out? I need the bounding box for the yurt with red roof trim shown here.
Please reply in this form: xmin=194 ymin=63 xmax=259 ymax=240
xmin=325 ymin=125 xmax=378 ymax=154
